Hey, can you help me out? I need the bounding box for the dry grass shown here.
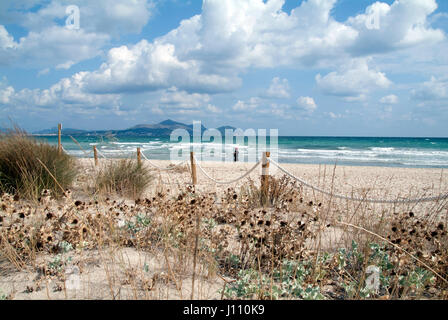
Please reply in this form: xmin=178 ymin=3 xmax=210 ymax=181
xmin=95 ymin=159 xmax=154 ymax=199
xmin=0 ymin=126 xmax=77 ymax=200
xmin=0 ymin=159 xmax=447 ymax=300
xmin=240 ymin=176 xmax=303 ymax=208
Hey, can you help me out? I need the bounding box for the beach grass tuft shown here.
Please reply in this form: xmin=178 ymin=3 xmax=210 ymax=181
xmin=240 ymin=176 xmax=302 ymax=208
xmin=0 ymin=126 xmax=77 ymax=200
xmin=95 ymin=159 xmax=153 ymax=199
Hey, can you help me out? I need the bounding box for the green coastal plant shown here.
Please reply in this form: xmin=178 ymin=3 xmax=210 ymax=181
xmin=223 ymin=260 xmax=325 ymax=300
xmin=48 ymin=241 xmax=74 ymax=273
xmin=124 ymin=213 xmax=151 ymax=234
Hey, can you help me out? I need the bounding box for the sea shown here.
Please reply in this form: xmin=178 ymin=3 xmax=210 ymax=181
xmin=34 ymin=135 xmax=448 ymax=169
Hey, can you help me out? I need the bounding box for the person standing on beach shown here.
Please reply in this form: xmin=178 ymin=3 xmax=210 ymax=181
xmin=234 ymin=147 xmax=239 ymax=162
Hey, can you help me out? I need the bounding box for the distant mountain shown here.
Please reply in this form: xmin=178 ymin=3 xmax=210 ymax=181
xmin=159 ymin=119 xmax=189 ymax=127
xmin=217 ymin=126 xmax=237 ymax=135
xmin=33 ymin=120 xmax=233 ymax=137
xmin=33 ymin=127 xmax=88 ymax=135
xmin=131 ymin=119 xmax=187 ymax=130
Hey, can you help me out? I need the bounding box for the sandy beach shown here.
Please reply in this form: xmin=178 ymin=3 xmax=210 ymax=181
xmin=77 ymin=158 xmax=448 ymax=203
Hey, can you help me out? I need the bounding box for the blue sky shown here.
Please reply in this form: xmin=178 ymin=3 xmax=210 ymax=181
xmin=1 ymin=0 xmax=448 ymax=136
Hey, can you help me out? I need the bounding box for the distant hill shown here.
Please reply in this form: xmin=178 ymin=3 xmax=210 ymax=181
xmin=217 ymin=126 xmax=237 ymax=135
xmin=33 ymin=127 xmax=88 ymax=135
xmin=33 ymin=120 xmax=235 ymax=137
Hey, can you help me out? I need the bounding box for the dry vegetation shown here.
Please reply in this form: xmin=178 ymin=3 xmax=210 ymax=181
xmin=95 ymin=159 xmax=154 ymax=199
xmin=0 ymin=132 xmax=447 ymax=300
xmin=0 ymin=127 xmax=77 ymax=200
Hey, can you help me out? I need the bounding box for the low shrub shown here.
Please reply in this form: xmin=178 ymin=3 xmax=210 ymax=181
xmin=239 ymin=176 xmax=302 ymax=208
xmin=95 ymin=159 xmax=153 ymax=198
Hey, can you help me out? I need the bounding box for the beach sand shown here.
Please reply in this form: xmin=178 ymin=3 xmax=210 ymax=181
xmin=77 ymin=158 xmax=448 ymax=202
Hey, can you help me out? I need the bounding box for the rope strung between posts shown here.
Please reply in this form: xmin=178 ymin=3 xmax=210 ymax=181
xmin=140 ymin=152 xmax=188 ymax=171
xmin=96 ymin=148 xmax=133 ymax=159
xmin=62 ymin=146 xmax=93 ymax=157
xmin=193 ymin=155 xmax=262 ymax=185
xmin=268 ymin=158 xmax=448 ymax=204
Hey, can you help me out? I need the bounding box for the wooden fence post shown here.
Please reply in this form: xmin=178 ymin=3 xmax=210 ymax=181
xmin=58 ymin=123 xmax=62 ymax=155
xmin=190 ymin=152 xmax=197 ymax=185
xmin=137 ymin=147 xmax=142 ymax=166
xmin=261 ymin=152 xmax=270 ymax=202
xmin=93 ymin=146 xmax=98 ymax=166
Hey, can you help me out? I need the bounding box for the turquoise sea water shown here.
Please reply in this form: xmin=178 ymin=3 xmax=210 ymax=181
xmin=35 ymin=135 xmax=448 ymax=168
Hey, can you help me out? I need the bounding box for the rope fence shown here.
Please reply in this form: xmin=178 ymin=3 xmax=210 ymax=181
xmin=57 ymin=124 xmax=447 ymax=204
xmin=140 ymin=152 xmax=188 ymax=172
xmin=194 ymin=155 xmax=261 ymax=185
xmin=267 ymin=157 xmax=448 ymax=204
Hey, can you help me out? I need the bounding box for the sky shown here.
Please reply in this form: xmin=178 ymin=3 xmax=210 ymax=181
xmin=0 ymin=0 xmax=448 ymax=137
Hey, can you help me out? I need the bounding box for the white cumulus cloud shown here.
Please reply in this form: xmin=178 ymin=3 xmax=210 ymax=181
xmin=380 ymin=94 xmax=399 ymax=104
xmin=0 ymin=0 xmax=154 ymax=69
xmin=263 ymin=77 xmax=290 ymax=99
xmin=0 ymin=25 xmax=109 ymax=69
xmin=0 ymin=75 xmax=120 ymax=114
xmin=347 ymin=0 xmax=443 ymax=55
xmin=1 ymin=0 xmax=446 ymax=119
xmin=232 ymin=97 xmax=261 ymax=111
xmin=297 ymin=96 xmax=317 ymax=114
xmin=160 ymin=88 xmax=211 ymax=110
xmin=316 ymin=59 xmax=392 ymax=101
xmin=412 ymin=76 xmax=448 ymax=100
xmin=79 ymin=40 xmax=242 ymax=94
xmin=4 ymin=0 xmax=154 ymax=36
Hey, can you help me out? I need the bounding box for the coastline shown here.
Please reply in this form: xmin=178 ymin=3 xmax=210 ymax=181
xmin=33 ymin=134 xmax=448 ymax=169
